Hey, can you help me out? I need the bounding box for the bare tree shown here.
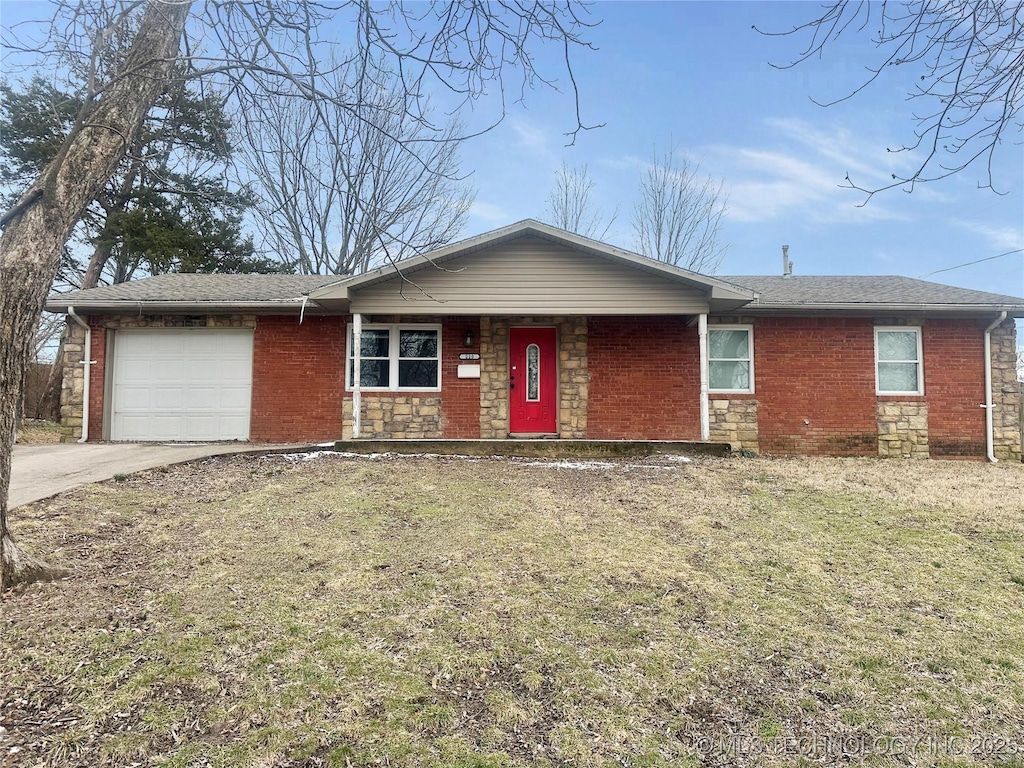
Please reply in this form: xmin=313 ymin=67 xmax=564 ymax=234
xmin=0 ymin=0 xmax=598 ymax=590
xmin=545 ymin=161 xmax=616 ymax=239
xmin=632 ymin=147 xmax=728 ymax=273
xmin=758 ymin=1 xmax=1024 ymax=200
xmin=237 ymin=60 xmax=474 ymax=275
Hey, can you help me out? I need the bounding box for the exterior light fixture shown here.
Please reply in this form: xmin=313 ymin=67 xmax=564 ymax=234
xmin=464 ymin=328 xmax=474 ymax=347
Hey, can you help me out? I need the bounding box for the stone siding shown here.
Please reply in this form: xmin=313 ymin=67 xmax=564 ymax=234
xmin=991 ymin=320 xmax=1022 ymax=461
xmin=876 ymin=401 xmax=929 ymax=458
xmin=343 ymin=396 xmax=443 ymax=439
xmin=58 ymin=320 xmax=87 ymax=441
xmin=708 ymin=398 xmax=759 ymax=453
xmin=479 ymin=316 xmax=588 ymax=439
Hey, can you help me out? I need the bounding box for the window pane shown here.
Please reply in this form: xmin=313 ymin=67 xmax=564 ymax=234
xmin=526 ymin=343 xmax=540 ymax=401
xmin=709 ymin=329 xmax=749 ymax=359
xmin=349 ymin=359 xmax=389 ymax=387
xmin=398 ymin=360 xmax=438 ymax=388
xmin=877 ymin=331 xmax=917 ymax=361
xmin=709 ymin=360 xmax=750 ymax=390
xmin=399 ymin=329 xmax=437 ymax=358
xmin=879 ymin=362 xmax=919 ymax=392
xmin=354 ymin=329 xmax=389 ymax=358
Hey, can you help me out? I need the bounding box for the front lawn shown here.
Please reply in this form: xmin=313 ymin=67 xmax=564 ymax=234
xmin=3 ymin=452 xmax=1023 ymax=767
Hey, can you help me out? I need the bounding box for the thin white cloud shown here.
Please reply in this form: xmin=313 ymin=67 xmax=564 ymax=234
xmin=468 ymin=200 xmax=513 ymax=226
xmin=953 ymin=220 xmax=1024 ymax=252
xmin=510 ymin=118 xmax=553 ymax=156
xmin=709 ymin=117 xmax=924 ymax=225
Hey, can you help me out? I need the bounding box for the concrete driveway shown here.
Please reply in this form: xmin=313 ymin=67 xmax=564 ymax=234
xmin=9 ymin=442 xmax=313 ymax=509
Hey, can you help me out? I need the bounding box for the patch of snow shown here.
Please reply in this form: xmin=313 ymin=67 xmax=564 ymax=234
xmin=664 ymin=455 xmax=692 ymax=463
xmin=514 ymin=459 xmax=617 ymax=470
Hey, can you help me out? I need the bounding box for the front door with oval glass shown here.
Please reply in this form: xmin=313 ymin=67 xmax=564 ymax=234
xmin=509 ymin=327 xmax=557 ymax=434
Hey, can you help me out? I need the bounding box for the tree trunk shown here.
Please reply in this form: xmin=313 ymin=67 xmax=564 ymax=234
xmin=0 ymin=0 xmax=191 ymax=592
xmin=39 ymin=236 xmax=118 ymax=423
xmin=37 ymin=338 xmax=65 ymax=423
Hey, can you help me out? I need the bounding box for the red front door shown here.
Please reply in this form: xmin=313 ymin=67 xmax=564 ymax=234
xmin=509 ymin=327 xmax=557 ymax=434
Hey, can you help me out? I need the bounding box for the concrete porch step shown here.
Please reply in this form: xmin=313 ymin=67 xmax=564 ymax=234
xmin=332 ymin=439 xmax=732 ymax=459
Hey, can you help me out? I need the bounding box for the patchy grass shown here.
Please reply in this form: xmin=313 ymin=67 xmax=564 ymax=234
xmin=3 ymin=453 xmax=1024 ymax=767
xmin=14 ymin=419 xmax=62 ymax=444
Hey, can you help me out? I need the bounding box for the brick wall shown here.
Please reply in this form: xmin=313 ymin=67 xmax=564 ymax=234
xmin=87 ymin=319 xmax=106 ymax=440
xmin=751 ymin=317 xmax=878 ymax=456
xmin=251 ymin=316 xmax=345 ymax=442
xmin=588 ymin=316 xmax=700 ymax=440
xmin=439 ymin=318 xmax=481 ymax=438
xmin=922 ymin=318 xmax=987 ymax=457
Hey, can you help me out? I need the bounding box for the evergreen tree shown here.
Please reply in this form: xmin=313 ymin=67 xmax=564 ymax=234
xmin=0 ymin=74 xmax=285 ymax=285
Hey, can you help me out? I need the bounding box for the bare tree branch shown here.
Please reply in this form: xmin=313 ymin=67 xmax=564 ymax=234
xmin=757 ymin=1 xmax=1024 ymax=200
xmin=632 ymin=146 xmax=728 ymax=273
xmin=236 ymin=58 xmax=474 ymax=276
xmin=544 ymin=161 xmax=616 ymax=239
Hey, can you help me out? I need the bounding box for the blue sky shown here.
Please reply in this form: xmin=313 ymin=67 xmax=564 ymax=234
xmin=2 ymin=1 xmax=1021 ymax=300
xmin=456 ymin=2 xmax=1023 ymax=299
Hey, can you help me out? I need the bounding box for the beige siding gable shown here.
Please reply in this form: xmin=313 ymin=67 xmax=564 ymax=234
xmin=351 ymin=237 xmax=708 ymax=315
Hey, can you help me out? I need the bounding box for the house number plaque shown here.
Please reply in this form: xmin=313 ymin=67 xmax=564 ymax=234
xmin=459 ymin=353 xmax=481 ymax=360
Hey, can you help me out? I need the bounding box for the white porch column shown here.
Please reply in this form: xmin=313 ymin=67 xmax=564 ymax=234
xmin=352 ymin=312 xmax=362 ymax=438
xmin=698 ymin=313 xmax=710 ymax=441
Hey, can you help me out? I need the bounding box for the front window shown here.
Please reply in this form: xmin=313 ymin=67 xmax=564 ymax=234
xmin=348 ymin=324 xmax=441 ymax=390
xmin=709 ymin=326 xmax=753 ymax=393
xmin=876 ymin=327 xmax=922 ymax=395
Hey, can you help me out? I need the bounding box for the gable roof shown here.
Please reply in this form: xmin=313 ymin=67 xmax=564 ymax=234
xmin=719 ymin=275 xmax=1024 ymax=314
xmin=309 ymin=219 xmax=757 ymax=310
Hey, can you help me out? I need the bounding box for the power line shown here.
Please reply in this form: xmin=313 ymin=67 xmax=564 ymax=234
xmin=918 ymin=248 xmax=1024 ymax=279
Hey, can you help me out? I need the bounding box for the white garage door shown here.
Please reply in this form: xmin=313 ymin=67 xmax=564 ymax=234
xmin=111 ymin=329 xmax=253 ymax=441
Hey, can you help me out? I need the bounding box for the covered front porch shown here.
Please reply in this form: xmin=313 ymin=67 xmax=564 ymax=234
xmin=307 ymin=221 xmax=757 ymax=445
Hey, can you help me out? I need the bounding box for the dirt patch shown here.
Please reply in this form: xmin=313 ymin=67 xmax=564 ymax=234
xmin=3 ymin=453 xmax=1023 ymax=766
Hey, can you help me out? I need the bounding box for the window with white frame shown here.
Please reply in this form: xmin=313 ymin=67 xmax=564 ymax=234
xmin=708 ymin=325 xmax=754 ymax=392
xmin=347 ymin=324 xmax=441 ymax=390
xmin=875 ymin=327 xmax=923 ymax=395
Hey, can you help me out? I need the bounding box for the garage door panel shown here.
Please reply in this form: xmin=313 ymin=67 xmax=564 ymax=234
xmin=215 ymin=386 xmax=252 ymax=409
xmin=111 ymin=329 xmax=253 ymax=441
xmin=116 ymin=386 xmax=153 ymax=410
xmin=151 ymin=387 xmax=186 ymax=409
xmin=151 ymin=359 xmax=187 ymax=381
xmin=215 ymin=417 xmax=248 ymax=442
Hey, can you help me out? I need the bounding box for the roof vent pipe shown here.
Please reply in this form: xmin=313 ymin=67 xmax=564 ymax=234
xmin=782 ymin=245 xmax=793 ymax=278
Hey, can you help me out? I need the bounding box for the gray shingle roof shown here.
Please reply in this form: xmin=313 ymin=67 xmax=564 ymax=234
xmin=46 ymin=272 xmax=1024 ymax=312
xmin=47 ymin=274 xmax=344 ymax=305
xmin=719 ymin=275 xmax=1024 ymax=308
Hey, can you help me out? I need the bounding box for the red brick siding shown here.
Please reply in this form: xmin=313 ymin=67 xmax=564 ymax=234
xmin=752 ymin=317 xmax=878 ymax=456
xmin=587 ymin=316 xmax=701 ymax=440
xmin=87 ymin=319 xmax=106 ymax=440
xmin=923 ymin=318 xmax=986 ymax=457
xmin=440 ymin=318 xmax=481 ymax=438
xmin=250 ymin=316 xmax=346 ymax=442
